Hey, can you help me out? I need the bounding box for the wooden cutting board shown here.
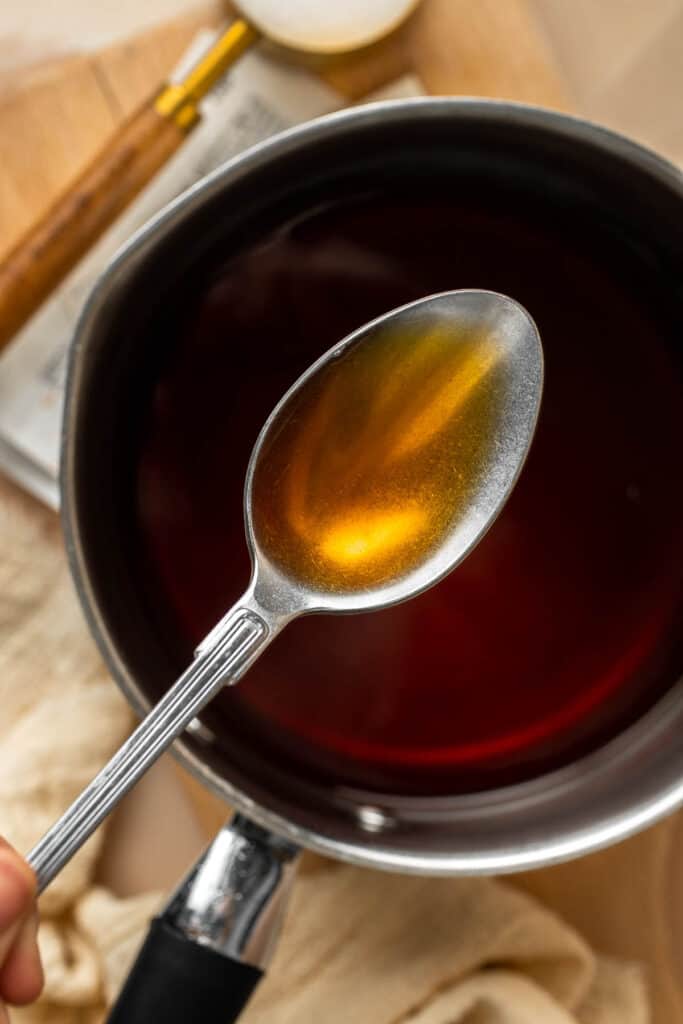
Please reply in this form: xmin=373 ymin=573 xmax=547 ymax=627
xmin=1 ymin=3 xmax=681 ymax=1022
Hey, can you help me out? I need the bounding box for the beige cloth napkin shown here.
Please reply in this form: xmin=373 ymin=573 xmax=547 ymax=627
xmin=0 ymin=489 xmax=164 ymax=1022
xmin=0 ymin=486 xmax=649 ymax=1023
xmin=243 ymin=862 xmax=649 ymax=1024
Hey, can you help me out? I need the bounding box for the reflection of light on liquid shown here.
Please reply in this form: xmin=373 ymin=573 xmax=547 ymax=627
xmin=319 ymin=506 xmax=426 ymax=566
xmin=252 ymin=322 xmax=504 ymax=593
xmin=388 ymin=344 xmax=498 ymax=461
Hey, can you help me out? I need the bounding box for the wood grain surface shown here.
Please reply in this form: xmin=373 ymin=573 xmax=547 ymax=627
xmin=0 ymin=6 xmax=222 ymax=260
xmin=0 ymin=99 xmax=187 ymax=346
xmin=0 ymin=2 xmax=681 ymax=1021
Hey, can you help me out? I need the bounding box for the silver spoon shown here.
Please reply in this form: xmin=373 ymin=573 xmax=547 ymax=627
xmin=28 ymin=289 xmax=543 ymax=891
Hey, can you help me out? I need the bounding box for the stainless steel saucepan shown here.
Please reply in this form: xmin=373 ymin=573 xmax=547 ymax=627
xmin=59 ymin=99 xmax=683 ymax=1022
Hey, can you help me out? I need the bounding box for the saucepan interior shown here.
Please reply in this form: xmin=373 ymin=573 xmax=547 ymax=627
xmin=62 ymin=100 xmax=683 ymax=874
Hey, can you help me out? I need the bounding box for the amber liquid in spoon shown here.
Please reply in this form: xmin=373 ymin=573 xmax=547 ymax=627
xmin=251 ymin=319 xmax=505 ymax=594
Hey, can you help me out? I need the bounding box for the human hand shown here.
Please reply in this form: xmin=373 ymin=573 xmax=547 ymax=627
xmin=0 ymin=841 xmax=42 ymax=1021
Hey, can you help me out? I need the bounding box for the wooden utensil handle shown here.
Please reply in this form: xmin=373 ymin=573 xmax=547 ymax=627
xmin=0 ymin=97 xmax=190 ymax=350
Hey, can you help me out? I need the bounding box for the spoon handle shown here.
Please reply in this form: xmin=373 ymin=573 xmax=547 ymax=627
xmin=27 ymin=600 xmax=275 ymax=893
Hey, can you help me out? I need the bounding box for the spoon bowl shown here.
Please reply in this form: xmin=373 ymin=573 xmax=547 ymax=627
xmin=246 ymin=290 xmax=543 ymax=617
xmin=28 ymin=288 xmax=542 ymax=891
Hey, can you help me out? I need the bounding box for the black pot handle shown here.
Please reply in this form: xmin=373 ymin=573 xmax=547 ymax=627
xmin=107 ymin=814 xmax=299 ymax=1024
xmin=108 ymin=917 xmax=262 ymax=1023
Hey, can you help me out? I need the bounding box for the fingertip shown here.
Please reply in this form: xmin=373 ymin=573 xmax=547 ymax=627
xmin=0 ymin=913 xmax=43 ymax=1007
xmin=0 ymin=843 xmax=35 ymax=886
xmin=0 ymin=854 xmax=35 ymax=931
xmin=4 ymin=849 xmax=36 ymax=899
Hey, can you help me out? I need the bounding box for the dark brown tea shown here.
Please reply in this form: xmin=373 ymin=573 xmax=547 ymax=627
xmin=135 ymin=188 xmax=683 ymax=796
